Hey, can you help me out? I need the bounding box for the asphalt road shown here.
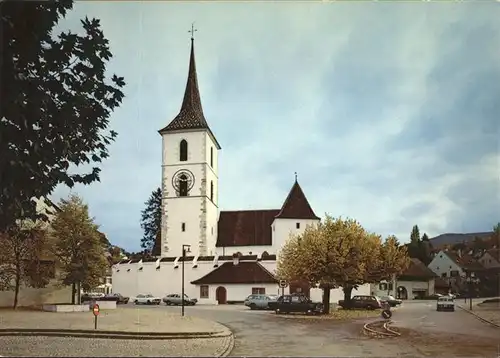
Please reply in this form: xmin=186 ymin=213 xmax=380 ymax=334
xmin=123 ymin=301 xmax=500 ymax=357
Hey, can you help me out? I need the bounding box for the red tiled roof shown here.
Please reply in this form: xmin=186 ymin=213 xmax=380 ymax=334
xmin=400 ymin=258 xmax=436 ymax=279
xmin=216 ymin=210 xmax=279 ymax=247
xmin=275 ymin=180 xmax=320 ymax=220
xmin=191 ymin=262 xmax=278 ymax=285
xmin=444 ymin=251 xmax=484 ymax=271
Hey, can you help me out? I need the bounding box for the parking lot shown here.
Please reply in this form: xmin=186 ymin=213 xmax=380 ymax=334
xmin=122 ymin=300 xmax=500 ymax=356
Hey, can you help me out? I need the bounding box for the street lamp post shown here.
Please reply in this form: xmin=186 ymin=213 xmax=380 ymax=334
xmin=465 ymin=272 xmax=479 ymax=311
xmin=181 ymin=244 xmax=191 ymax=317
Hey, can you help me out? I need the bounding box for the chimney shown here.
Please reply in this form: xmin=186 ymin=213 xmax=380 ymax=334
xmin=457 ymin=249 xmax=462 ymax=258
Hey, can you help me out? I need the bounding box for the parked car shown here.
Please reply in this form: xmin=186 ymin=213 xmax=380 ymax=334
xmin=81 ymin=292 xmax=105 ymax=302
xmin=338 ymin=295 xmax=382 ymax=310
xmin=107 ymin=293 xmax=129 ymax=304
xmin=162 ymin=293 xmax=197 ymax=306
xmin=134 ymin=294 xmax=161 ymax=305
xmin=273 ymin=294 xmax=323 ymax=315
xmin=378 ymin=295 xmax=402 ymax=307
xmin=436 ymin=296 xmax=455 ymax=312
xmin=244 ymin=294 xmax=279 ymax=310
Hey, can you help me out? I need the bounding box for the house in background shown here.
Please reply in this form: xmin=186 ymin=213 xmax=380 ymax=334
xmin=427 ymin=249 xmax=483 ymax=293
xmin=478 ymin=248 xmax=500 ymax=269
xmin=371 ymin=258 xmax=436 ymax=300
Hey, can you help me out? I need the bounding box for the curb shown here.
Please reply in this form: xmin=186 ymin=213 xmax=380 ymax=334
xmin=213 ymin=332 xmax=234 ymax=357
xmin=457 ymin=305 xmax=500 ymax=329
xmin=0 ymin=328 xmax=231 ymax=340
xmin=363 ymin=320 xmax=400 ymax=337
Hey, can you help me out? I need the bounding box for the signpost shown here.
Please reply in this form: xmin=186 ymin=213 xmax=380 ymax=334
xmin=381 ymin=309 xmax=392 ymax=319
xmin=279 ymin=280 xmax=288 ymax=296
xmin=92 ymin=303 xmax=100 ymax=330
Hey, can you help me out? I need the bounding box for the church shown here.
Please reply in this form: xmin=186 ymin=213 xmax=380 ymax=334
xmin=111 ymin=35 xmax=371 ymax=304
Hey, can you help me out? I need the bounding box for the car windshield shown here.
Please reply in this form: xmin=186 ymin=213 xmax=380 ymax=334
xmin=438 ymin=297 xmax=453 ymax=302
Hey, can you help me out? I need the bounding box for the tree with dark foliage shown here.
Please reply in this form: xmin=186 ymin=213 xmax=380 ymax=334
xmin=0 ymin=1 xmax=125 ymax=232
xmin=140 ymin=188 xmax=162 ymax=253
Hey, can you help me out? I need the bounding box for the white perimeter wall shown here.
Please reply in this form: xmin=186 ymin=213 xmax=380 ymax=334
xmin=112 ymin=259 xmax=280 ymax=304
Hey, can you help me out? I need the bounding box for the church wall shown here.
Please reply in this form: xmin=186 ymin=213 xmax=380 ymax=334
xmin=272 ymin=218 xmax=320 ymax=254
xmin=162 ymin=131 xmax=207 ymax=166
xmin=162 ymin=197 xmax=205 ymax=257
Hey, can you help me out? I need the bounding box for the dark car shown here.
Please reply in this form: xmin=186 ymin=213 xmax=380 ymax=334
xmin=107 ymin=293 xmax=129 ymax=304
xmin=338 ymin=295 xmax=382 ymax=310
xmin=378 ymin=295 xmax=402 ymax=307
xmin=273 ymin=294 xmax=323 ymax=315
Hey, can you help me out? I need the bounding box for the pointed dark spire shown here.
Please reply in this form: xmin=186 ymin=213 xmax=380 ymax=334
xmin=275 ymin=179 xmax=320 ymax=220
xmin=159 ymin=31 xmax=220 ymax=149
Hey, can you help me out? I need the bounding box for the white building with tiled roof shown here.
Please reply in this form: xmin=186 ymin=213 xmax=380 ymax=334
xmin=112 ymin=36 xmax=370 ymax=304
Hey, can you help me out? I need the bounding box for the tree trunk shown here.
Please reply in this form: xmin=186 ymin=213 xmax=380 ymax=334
xmin=71 ymin=283 xmax=76 ymax=304
xmin=343 ymin=286 xmax=353 ymax=309
xmin=322 ymin=287 xmax=331 ymax=314
xmin=77 ymin=281 xmax=81 ymax=304
xmin=13 ymin=264 xmax=21 ymax=309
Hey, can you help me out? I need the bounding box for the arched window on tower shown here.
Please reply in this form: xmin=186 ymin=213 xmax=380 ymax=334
xmin=179 ymin=140 xmax=188 ymax=162
xmin=179 ymin=174 xmax=188 ymax=197
xmin=210 ymin=147 xmax=213 ymax=167
xmin=210 ymin=180 xmax=214 ymax=201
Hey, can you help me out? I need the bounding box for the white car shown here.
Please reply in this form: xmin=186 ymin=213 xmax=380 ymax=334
xmin=436 ymin=296 xmax=455 ymax=312
xmin=133 ymin=294 xmax=161 ymax=305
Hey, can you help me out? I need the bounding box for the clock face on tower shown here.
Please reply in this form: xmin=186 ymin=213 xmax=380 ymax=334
xmin=172 ymin=169 xmax=195 ymax=197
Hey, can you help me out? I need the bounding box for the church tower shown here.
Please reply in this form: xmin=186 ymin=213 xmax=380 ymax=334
xmin=158 ymin=33 xmax=221 ymax=257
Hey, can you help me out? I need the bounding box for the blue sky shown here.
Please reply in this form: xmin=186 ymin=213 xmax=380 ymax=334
xmin=52 ymin=2 xmax=499 ymax=252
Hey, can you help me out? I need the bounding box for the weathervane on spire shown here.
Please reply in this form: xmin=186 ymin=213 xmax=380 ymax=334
xmin=294 ymin=172 xmax=298 ymax=182
xmin=188 ymin=22 xmax=197 ymax=40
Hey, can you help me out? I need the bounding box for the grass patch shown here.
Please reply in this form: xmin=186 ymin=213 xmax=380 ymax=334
xmin=328 ymin=308 xmax=382 ymax=320
xmin=273 ymin=308 xmax=382 ymax=320
xmin=482 ymin=298 xmax=500 ymax=304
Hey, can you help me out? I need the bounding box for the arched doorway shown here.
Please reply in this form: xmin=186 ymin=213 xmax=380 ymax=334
xmin=216 ymin=286 xmax=227 ymax=304
xmin=397 ymin=286 xmax=408 ymax=300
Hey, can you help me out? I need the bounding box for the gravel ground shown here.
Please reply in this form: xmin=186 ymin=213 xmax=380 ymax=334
xmin=0 ymin=308 xmax=225 ymax=334
xmin=0 ymin=336 xmax=228 ymax=357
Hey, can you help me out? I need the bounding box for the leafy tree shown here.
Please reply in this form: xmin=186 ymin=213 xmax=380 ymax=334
xmin=1 ymin=1 xmax=126 ymax=232
xmin=0 ymin=224 xmax=51 ymax=309
xmin=277 ymin=216 xmax=409 ymax=314
xmin=421 ymin=233 xmax=429 ymax=241
xmin=140 ymin=187 xmax=162 ymax=253
xmin=50 ymin=194 xmax=108 ymax=303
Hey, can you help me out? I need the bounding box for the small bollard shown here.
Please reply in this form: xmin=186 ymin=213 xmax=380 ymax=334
xmin=92 ymin=303 xmax=100 ymax=329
